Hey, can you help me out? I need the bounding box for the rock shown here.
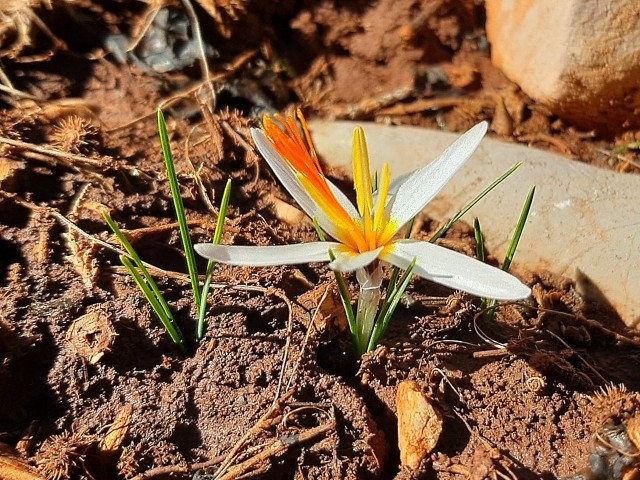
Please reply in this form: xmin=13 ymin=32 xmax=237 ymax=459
xmin=310 ymin=120 xmax=640 ymax=329
xmin=485 ymin=0 xmax=640 ymax=133
xmin=396 ymin=380 xmax=442 ymax=470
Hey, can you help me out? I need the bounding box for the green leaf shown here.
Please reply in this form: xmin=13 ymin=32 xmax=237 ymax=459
xmin=430 ymin=162 xmax=522 ymax=243
xmin=157 ymin=109 xmax=201 ymax=309
xmin=197 ymin=179 xmax=232 ymax=339
xmin=366 ymin=258 xmax=416 ymax=352
xmin=120 ymin=255 xmax=185 ymax=352
xmin=103 ymin=211 xmax=185 ymax=352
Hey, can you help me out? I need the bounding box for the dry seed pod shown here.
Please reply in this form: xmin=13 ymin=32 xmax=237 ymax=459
xmin=35 ymin=432 xmax=92 ymax=480
xmin=65 ymin=309 xmax=116 ymax=364
xmin=563 ymin=385 xmax=640 ymax=480
xmin=48 ymin=116 xmax=100 ymax=154
xmin=592 ymin=384 xmax=640 ymax=429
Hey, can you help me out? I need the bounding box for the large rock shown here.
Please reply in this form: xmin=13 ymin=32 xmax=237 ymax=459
xmin=485 ymin=0 xmax=640 ymax=133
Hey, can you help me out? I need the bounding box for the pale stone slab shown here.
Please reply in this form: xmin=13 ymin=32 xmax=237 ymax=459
xmin=310 ymin=121 xmax=640 ymax=328
xmin=485 ymin=0 xmax=640 ymax=131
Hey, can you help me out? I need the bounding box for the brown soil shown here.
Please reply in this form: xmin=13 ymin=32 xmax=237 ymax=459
xmin=1 ymin=1 xmax=640 ymax=479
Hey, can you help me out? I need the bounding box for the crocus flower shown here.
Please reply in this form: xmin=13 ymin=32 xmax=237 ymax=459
xmin=195 ymin=110 xmax=530 ymax=301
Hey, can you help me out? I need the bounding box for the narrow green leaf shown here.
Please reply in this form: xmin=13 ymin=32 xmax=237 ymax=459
xmin=103 ymin=211 xmax=172 ymax=320
xmin=486 ymin=185 xmax=535 ymax=321
xmin=367 ymin=258 xmax=416 ymax=352
xmin=120 ymin=255 xmax=186 ymax=353
xmin=383 ymin=217 xmax=415 ymax=305
xmin=312 ymin=216 xmax=327 ymax=242
xmin=313 ymin=216 xmax=359 ymax=352
xmin=474 ymin=217 xmax=487 ymax=309
xmin=157 ymin=109 xmax=201 ymax=309
xmin=197 ymin=179 xmax=232 ymax=339
xmin=503 ymin=185 xmax=535 ymax=272
xmin=430 ymin=162 xmax=522 ymax=243
xmin=327 ymin=248 xmax=358 ymax=350
xmin=473 ymin=217 xmax=485 ymax=263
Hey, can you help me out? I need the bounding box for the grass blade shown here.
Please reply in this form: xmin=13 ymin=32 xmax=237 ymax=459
xmin=430 ymin=162 xmax=522 ymax=243
xmin=503 ymin=185 xmax=535 ymax=272
xmin=367 ymin=258 xmax=416 ymax=352
xmin=104 ymin=212 xmax=185 ymax=351
xmin=157 ymin=109 xmax=201 ymax=309
xmin=120 ymin=255 xmax=185 ymax=352
xmin=314 ymin=216 xmax=358 ymax=349
xmin=487 ymin=185 xmax=535 ymax=320
xmin=327 ymin=248 xmax=358 ymax=349
xmin=103 ymin=212 xmax=173 ymax=320
xmin=197 ymin=179 xmax=232 ymax=339
xmin=383 ymin=217 xmax=415 ymax=305
xmin=474 ymin=217 xmax=488 ymax=309
xmin=473 ymin=217 xmax=485 ymax=263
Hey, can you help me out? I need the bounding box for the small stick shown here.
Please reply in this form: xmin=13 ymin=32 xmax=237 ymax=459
xmin=0 ymin=192 xmax=267 ymax=295
xmin=181 ymin=0 xmax=216 ymax=110
xmin=546 ymin=330 xmax=609 ymax=385
xmin=213 ymin=390 xmax=295 ymax=479
xmin=285 ymin=286 xmax=331 ymax=392
xmin=216 ymin=421 xmax=335 ymax=480
xmin=272 ymin=291 xmax=294 ymax=406
xmin=108 ymin=51 xmax=257 ymax=132
xmin=0 ymin=135 xmax=150 ymax=179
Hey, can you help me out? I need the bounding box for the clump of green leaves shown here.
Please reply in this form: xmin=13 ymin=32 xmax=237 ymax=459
xmin=475 ymin=185 xmax=535 ymax=320
xmin=104 ymin=110 xmax=232 ymax=351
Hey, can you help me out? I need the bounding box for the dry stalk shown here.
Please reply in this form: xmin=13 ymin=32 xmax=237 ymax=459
xmin=546 ymin=330 xmax=609 ymax=385
xmin=0 ymin=0 xmax=68 ymax=61
xmin=285 ymin=285 xmax=331 ymax=392
xmin=211 ymin=390 xmax=295 ymax=479
xmin=181 ymin=0 xmax=216 ymax=109
xmin=184 ymin=124 xmax=218 ymax=214
xmin=216 ymin=421 xmax=335 ymax=480
xmin=272 ymin=290 xmax=294 ymax=406
xmin=0 ymin=134 xmax=152 ymax=186
xmin=0 ymin=442 xmax=46 ymax=480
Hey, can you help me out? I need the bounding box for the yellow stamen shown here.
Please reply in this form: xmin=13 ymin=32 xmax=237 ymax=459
xmin=352 ymin=127 xmax=373 ymax=218
xmin=373 ymin=163 xmax=390 ymax=233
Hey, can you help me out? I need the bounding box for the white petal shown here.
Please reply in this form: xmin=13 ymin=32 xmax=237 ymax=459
xmin=380 ymin=239 xmax=530 ymax=300
xmin=384 ymin=170 xmax=414 ymax=197
xmin=252 ymin=128 xmax=361 ymax=244
xmin=327 ymin=180 xmax=360 ymax=221
xmin=312 ymin=208 xmax=356 ymax=245
xmin=251 ymin=129 xmax=320 ymax=219
xmin=195 ymin=241 xmax=340 ymax=266
xmin=389 ymin=121 xmax=488 ymax=228
xmin=328 ymin=246 xmax=384 ymax=272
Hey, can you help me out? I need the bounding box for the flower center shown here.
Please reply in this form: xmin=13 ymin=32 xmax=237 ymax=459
xmin=262 ymin=111 xmax=397 ymax=253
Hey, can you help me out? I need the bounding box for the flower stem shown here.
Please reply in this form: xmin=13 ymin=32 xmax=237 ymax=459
xmin=354 ymin=266 xmax=383 ymax=356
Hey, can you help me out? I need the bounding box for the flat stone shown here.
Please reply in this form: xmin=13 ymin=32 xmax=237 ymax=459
xmin=485 ymin=0 xmax=640 ymax=132
xmin=310 ymin=120 xmax=640 ymax=328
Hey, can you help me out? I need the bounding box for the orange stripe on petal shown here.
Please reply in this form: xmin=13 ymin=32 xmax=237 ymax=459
xmin=262 ymin=111 xmax=369 ymax=251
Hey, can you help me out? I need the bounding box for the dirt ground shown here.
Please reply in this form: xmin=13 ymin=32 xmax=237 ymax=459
xmin=1 ymin=1 xmax=640 ymax=479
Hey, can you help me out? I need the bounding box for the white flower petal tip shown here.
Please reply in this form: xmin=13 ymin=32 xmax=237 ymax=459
xmin=389 ymin=122 xmax=489 ymax=230
xmin=380 ymin=240 xmax=530 ymax=301
xmin=194 ymin=242 xmax=340 ymax=267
